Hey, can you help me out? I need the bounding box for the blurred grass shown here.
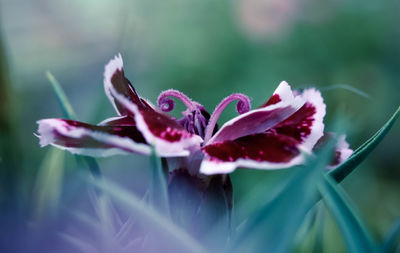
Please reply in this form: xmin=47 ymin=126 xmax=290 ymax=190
xmin=329 ymin=105 xmax=400 ymax=182
xmin=319 ymin=174 xmax=377 ymax=252
xmin=46 ymin=71 xmax=77 ymax=121
xmin=32 ymin=147 xmax=65 ymax=220
xmin=93 ymin=178 xmax=207 ymax=253
xmin=0 ymin=27 xmax=24 ymax=216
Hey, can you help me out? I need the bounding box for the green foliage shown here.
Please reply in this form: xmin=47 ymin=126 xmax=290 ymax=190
xmin=149 ymin=149 xmax=170 ymax=216
xmin=311 ymin=204 xmax=326 ymax=253
xmin=321 ymin=84 xmax=370 ymax=99
xmin=0 ymin=28 xmax=22 ymax=213
xmin=92 ymin=178 xmax=207 ymax=253
xmin=381 ymin=218 xmax=400 ymax=253
xmin=46 ymin=72 xmax=101 ymax=177
xmin=329 ymin=105 xmax=400 ymax=183
xmin=46 ymin=71 xmax=78 ymax=121
xmin=319 ymin=174 xmax=377 ymax=253
xmin=231 ymin=140 xmax=336 ymax=252
xmin=32 ymin=147 xmax=65 ymax=219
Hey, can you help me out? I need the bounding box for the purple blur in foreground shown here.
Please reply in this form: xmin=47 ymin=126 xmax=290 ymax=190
xmin=37 ymin=54 xmax=352 ymax=175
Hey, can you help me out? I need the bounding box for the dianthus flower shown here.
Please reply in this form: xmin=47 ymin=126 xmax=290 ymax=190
xmin=37 ymin=54 xmax=352 ymax=175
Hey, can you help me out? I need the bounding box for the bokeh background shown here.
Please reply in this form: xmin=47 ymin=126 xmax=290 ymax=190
xmin=1 ymin=0 xmax=399 ymax=252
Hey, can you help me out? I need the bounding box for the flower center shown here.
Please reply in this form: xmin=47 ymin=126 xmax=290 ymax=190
xmin=203 ymin=93 xmax=251 ymax=144
xmin=157 ymin=90 xmax=210 ymax=138
xmin=157 ymin=90 xmax=251 ymax=142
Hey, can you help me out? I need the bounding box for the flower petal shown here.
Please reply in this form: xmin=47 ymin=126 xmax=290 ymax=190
xmin=314 ymin=133 xmax=353 ymax=169
xmin=98 ymin=115 xmax=136 ymax=126
xmin=36 ymin=118 xmax=151 ymax=157
xmin=269 ymin=88 xmax=326 ymax=152
xmin=207 ymin=82 xmax=304 ymax=144
xmin=330 ymin=135 xmax=353 ymax=168
xmin=104 ymin=54 xmax=147 ymax=116
xmin=200 ymin=132 xmax=304 ymax=175
xmin=109 ymin=88 xmax=203 ymax=157
xmin=260 ymin=81 xmax=296 ymax=107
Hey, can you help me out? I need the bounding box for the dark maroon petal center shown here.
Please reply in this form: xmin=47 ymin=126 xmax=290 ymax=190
xmin=141 ymin=108 xmax=192 ymax=142
xmin=110 ymin=69 xmax=148 ymax=116
xmin=203 ymin=132 xmax=300 ymax=163
xmin=261 ymin=94 xmax=282 ymax=107
xmin=270 ymin=102 xmax=316 ymax=143
xmin=58 ymin=119 xmax=147 ymax=145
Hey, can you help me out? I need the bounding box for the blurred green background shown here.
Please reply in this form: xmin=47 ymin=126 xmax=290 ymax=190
xmin=0 ymin=0 xmax=399 ymax=251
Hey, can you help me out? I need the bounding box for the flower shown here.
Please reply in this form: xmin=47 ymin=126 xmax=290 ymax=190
xmin=37 ymin=54 xmax=352 ymax=175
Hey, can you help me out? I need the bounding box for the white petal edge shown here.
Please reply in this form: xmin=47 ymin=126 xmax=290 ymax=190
xmin=327 ymin=135 xmax=353 ymax=169
xmin=272 ymin=81 xmax=295 ymax=103
xmin=104 ymin=53 xmax=124 ymax=115
xmin=98 ymin=116 xmax=130 ymax=126
xmin=297 ymin=88 xmax=326 ymax=152
xmin=109 ymin=87 xmax=203 ymax=157
xmin=36 ymin=119 xmax=151 ymax=156
xmin=199 ymin=154 xmax=305 ymax=175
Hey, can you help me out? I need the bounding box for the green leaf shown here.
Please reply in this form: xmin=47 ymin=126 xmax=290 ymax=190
xmin=81 ymin=155 xmax=101 ymax=178
xmin=318 ymin=174 xmax=377 ymax=253
xmin=322 ymin=84 xmax=370 ymax=99
xmin=233 ymin=169 xmax=293 ymax=226
xmin=329 ymin=105 xmax=400 ymax=182
xmin=149 ymin=149 xmax=170 ymax=217
xmin=46 ymin=71 xmax=101 ymax=177
xmin=381 ymin=218 xmax=400 ymax=253
xmin=231 ymin=140 xmax=336 ymax=253
xmin=46 ymin=71 xmax=78 ymax=120
xmin=91 ymin=178 xmax=206 ymax=253
xmin=312 ymin=204 xmax=325 ymax=253
xmin=32 ymin=147 xmax=65 ymax=220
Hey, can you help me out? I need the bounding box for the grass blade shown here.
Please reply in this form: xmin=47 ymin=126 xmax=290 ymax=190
xmin=381 ymin=218 xmax=400 ymax=253
xmin=46 ymin=71 xmax=101 ymax=177
xmin=329 ymin=105 xmax=400 ymax=182
xmin=149 ymin=149 xmax=170 ymax=217
xmin=231 ymin=140 xmax=336 ymax=253
xmin=319 ymin=174 xmax=377 ymax=253
xmin=82 ymin=156 xmax=102 ymax=178
xmin=322 ymin=84 xmax=370 ymax=99
xmin=312 ymin=204 xmax=325 ymax=253
xmin=46 ymin=71 xmax=78 ymax=120
xmin=32 ymin=147 xmax=65 ymax=219
xmin=232 ymin=166 xmax=319 ymax=252
xmin=91 ymin=178 xmax=206 ymax=253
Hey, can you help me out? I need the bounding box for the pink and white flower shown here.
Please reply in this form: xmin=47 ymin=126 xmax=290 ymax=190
xmin=37 ymin=54 xmax=352 ymax=175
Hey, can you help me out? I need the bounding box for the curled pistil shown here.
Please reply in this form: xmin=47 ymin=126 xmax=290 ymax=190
xmin=204 ymin=93 xmax=252 ymax=143
xmin=157 ymin=89 xmax=195 ymax=112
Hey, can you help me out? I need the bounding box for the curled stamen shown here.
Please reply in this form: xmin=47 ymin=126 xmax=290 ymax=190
xmin=157 ymin=89 xmax=195 ymax=112
xmin=204 ymin=93 xmax=251 ymax=143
